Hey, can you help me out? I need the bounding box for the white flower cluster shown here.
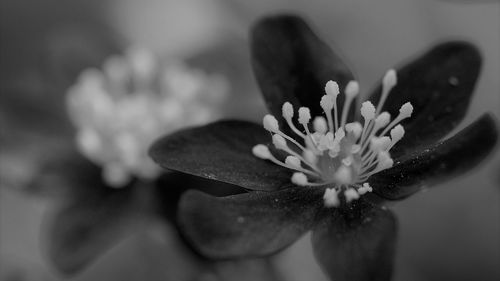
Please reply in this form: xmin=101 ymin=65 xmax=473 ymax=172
xmin=67 ymin=47 xmax=228 ymax=187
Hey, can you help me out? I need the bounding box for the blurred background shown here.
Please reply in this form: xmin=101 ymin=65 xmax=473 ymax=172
xmin=0 ymin=0 xmax=499 ymax=280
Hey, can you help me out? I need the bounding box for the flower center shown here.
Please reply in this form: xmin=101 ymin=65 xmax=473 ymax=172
xmin=252 ymin=69 xmax=412 ymax=207
xmin=67 ymin=47 xmax=228 ymax=187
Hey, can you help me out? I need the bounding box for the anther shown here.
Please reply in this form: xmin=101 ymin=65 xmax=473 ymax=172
xmin=272 ymin=134 xmax=288 ymax=150
xmin=390 ymin=125 xmax=405 ymax=146
xmin=360 ymin=101 xmax=376 ymax=121
xmin=323 ymin=188 xmax=340 ymax=207
xmin=285 ymin=156 xmax=302 ymax=169
xmin=252 ymin=144 xmax=272 ymax=159
xmin=399 ymin=102 xmax=413 ymax=118
xmin=263 ymin=114 xmax=280 ymax=133
xmin=375 ymin=112 xmax=391 ymax=129
xmin=344 ymin=188 xmax=360 ymax=202
xmin=282 ymin=102 xmax=294 ymax=119
xmin=291 ymin=172 xmax=309 ymax=186
xmin=313 ymin=117 xmax=328 ymax=134
xmin=325 ymin=80 xmax=340 ymax=97
xmin=298 ymin=107 xmax=311 ymax=124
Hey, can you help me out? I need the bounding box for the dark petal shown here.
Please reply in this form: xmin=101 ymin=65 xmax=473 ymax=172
xmin=370 ymin=114 xmax=498 ymax=200
xmin=251 ymin=14 xmax=355 ymax=121
xmin=369 ymin=41 xmax=482 ymax=156
xmin=312 ymin=203 xmax=397 ymax=281
xmin=177 ymin=187 xmax=324 ymax=259
xmin=150 ymin=120 xmax=291 ymax=191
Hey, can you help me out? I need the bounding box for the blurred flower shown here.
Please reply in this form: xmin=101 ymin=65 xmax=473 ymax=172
xmin=150 ymin=15 xmax=498 ymax=281
xmin=67 ymin=47 xmax=227 ymax=187
xmin=16 ymin=46 xmax=229 ymax=275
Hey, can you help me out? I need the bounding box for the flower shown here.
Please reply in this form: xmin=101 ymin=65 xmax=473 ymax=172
xmin=67 ymin=47 xmax=228 ymax=187
xmin=252 ymin=69 xmax=413 ymax=207
xmin=150 ymin=15 xmax=498 ymax=281
xmin=13 ymin=46 xmax=229 ymax=275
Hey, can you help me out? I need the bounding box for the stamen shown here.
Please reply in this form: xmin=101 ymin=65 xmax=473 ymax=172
xmin=360 ymin=101 xmax=376 ymax=142
xmin=320 ymin=94 xmax=335 ymax=132
xmin=389 ymin=125 xmax=405 ymax=149
xmin=282 ymin=102 xmax=306 ymax=138
xmin=341 ymin=81 xmax=359 ymax=127
xmin=376 ymin=69 xmax=397 ymax=114
xmin=325 ymin=81 xmax=340 ymax=130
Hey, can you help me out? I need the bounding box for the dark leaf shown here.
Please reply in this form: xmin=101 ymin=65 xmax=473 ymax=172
xmin=35 ymin=146 xmax=150 ymax=274
xmin=177 ymin=186 xmax=324 ymax=259
xmin=150 ymin=120 xmax=291 ymax=191
xmin=312 ymin=203 xmax=397 ymax=281
xmin=369 ymin=41 xmax=482 ymax=156
xmin=251 ymin=14 xmax=355 ymax=122
xmin=370 ymin=113 xmax=498 ymax=200
xmin=44 ymin=183 xmax=146 ymax=275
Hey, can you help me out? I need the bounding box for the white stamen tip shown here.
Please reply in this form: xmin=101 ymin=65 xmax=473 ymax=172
xmin=390 ymin=125 xmax=405 ymax=143
xmin=282 ymin=102 xmax=294 ymax=119
xmin=344 ymin=188 xmax=360 ymax=202
xmin=345 ymin=81 xmax=360 ymax=98
xmin=358 ymin=182 xmax=373 ymax=195
xmin=345 ymin=122 xmax=362 ymax=139
xmin=323 ymin=188 xmax=340 ymax=207
xmin=272 ymin=134 xmax=288 ymax=150
xmin=320 ymin=94 xmax=334 ymax=110
xmin=399 ymin=102 xmax=413 ymax=118
xmin=285 ymin=156 xmax=302 ymax=169
xmin=376 ymin=151 xmax=394 ymax=170
xmin=298 ymin=107 xmax=311 ymax=124
xmin=291 ymin=172 xmax=309 ymax=186
xmin=313 ymin=117 xmax=328 ymax=134
xmin=370 ymin=136 xmax=391 ymax=151
xmin=375 ymin=112 xmax=391 ymax=128
xmin=252 ymin=144 xmax=271 ymax=159
xmin=263 ymin=114 xmax=280 ymax=132
xmin=383 ymin=69 xmax=397 ymax=89
xmin=325 ymin=80 xmax=340 ymax=97
xmin=360 ymin=101 xmax=376 ymax=120
xmin=334 ymin=165 xmax=352 ymax=185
